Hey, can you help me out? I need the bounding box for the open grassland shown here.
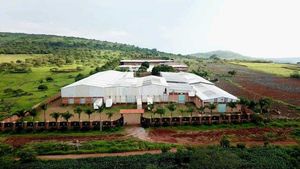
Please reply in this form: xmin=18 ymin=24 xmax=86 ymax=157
xmin=0 ymin=64 xmax=93 ymax=119
xmin=0 ymin=54 xmax=50 ymax=63
xmin=230 ymin=61 xmax=300 ymax=77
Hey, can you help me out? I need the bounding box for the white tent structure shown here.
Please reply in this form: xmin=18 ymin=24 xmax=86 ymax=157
xmin=160 ymin=72 xmax=238 ymax=103
xmin=61 ymin=70 xmax=169 ymax=106
xmin=61 ymin=70 xmax=238 ymax=112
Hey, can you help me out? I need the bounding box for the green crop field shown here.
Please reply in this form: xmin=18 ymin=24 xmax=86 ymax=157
xmin=231 ymin=62 xmax=300 ymax=77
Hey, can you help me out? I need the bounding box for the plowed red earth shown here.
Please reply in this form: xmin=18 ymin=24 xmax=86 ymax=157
xmin=148 ymin=128 xmax=298 ymax=146
xmin=207 ymin=63 xmax=300 ymax=118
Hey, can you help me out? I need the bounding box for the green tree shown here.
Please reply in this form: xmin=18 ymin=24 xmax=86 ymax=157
xmin=179 ymin=109 xmax=185 ymax=117
xmin=141 ymin=61 xmax=150 ymax=68
xmin=61 ymin=111 xmax=73 ymax=122
xmin=227 ymin=102 xmax=237 ymax=112
xmin=50 ymin=112 xmax=60 ymax=122
xmin=41 ymin=103 xmax=48 ymax=122
xmin=155 ymin=106 xmax=166 ymax=118
xmin=84 ymin=108 xmax=94 ymax=121
xmin=258 ymin=98 xmax=272 ymax=119
xmin=220 ymin=136 xmax=230 ymax=148
xmin=151 ymin=64 xmax=175 ymax=76
xmin=167 ymin=102 xmax=176 ymax=117
xmin=187 ymin=107 xmax=194 ymax=117
xmin=74 ymin=106 xmax=83 ymax=121
xmin=207 ymin=103 xmax=216 ymax=116
xmin=28 ymin=109 xmax=37 ymax=121
xmin=14 ymin=109 xmax=26 ymax=122
xmin=258 ymin=98 xmax=272 ymax=113
xmin=197 ymin=106 xmax=206 ymax=115
xmin=106 ymin=112 xmax=114 ymax=121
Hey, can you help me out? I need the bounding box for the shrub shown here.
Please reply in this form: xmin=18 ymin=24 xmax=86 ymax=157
xmin=75 ymin=73 xmax=85 ymax=81
xmin=228 ymin=70 xmax=237 ymax=76
xmin=220 ymin=136 xmax=230 ymax=148
xmin=290 ymin=71 xmax=300 ymax=79
xmin=46 ymin=76 xmax=54 ymax=82
xmin=236 ymin=143 xmax=246 ymax=149
xmin=252 ymin=113 xmax=264 ymax=125
xmin=17 ymin=147 xmax=37 ymax=163
xmin=37 ymin=84 xmax=48 ymax=91
xmin=161 ymin=146 xmax=171 ymax=153
xmin=0 ymin=143 xmax=13 ymax=156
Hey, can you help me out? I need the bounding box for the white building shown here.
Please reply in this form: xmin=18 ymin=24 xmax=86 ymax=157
xmin=61 ymin=70 xmax=238 ymax=112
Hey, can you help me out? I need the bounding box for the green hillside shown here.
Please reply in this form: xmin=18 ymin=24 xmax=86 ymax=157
xmin=0 ymin=32 xmax=179 ymax=60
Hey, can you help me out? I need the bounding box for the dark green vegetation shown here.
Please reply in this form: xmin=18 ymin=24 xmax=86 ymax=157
xmin=23 ymin=139 xmax=174 ymax=155
xmin=1 ymin=145 xmax=299 ymax=169
xmin=152 ymin=64 xmax=175 ymax=75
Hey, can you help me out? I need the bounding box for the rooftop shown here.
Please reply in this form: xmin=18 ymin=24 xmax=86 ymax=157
xmin=160 ymin=72 xmax=213 ymax=85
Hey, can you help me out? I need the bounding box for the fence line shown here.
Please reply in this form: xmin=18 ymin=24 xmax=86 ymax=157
xmin=0 ymin=117 xmax=124 ymax=132
xmin=141 ymin=113 xmax=252 ymax=127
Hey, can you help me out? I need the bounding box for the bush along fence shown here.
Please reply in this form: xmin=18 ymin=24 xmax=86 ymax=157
xmin=0 ymin=117 xmax=124 ymax=132
xmin=141 ymin=113 xmax=252 ymax=128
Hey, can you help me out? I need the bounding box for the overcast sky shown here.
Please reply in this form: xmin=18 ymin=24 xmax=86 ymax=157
xmin=0 ymin=0 xmax=299 ymax=58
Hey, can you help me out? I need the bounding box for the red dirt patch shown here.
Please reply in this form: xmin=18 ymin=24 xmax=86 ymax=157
xmin=148 ymin=127 xmax=298 ymax=146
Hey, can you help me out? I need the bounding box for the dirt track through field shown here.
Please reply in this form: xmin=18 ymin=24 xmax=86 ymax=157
xmin=37 ymin=148 xmax=177 ymax=160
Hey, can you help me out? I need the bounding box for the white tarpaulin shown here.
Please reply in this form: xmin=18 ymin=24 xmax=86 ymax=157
xmin=93 ymin=98 xmax=103 ymax=109
xmin=147 ymin=96 xmax=153 ymax=105
xmin=137 ymin=97 xmax=142 ymax=109
xmin=105 ymin=98 xmax=113 ymax=108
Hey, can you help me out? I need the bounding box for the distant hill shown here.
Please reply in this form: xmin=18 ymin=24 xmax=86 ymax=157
xmin=0 ymin=32 xmax=177 ymax=59
xmin=190 ymin=50 xmax=252 ymax=60
xmin=267 ymin=57 xmax=300 ymax=64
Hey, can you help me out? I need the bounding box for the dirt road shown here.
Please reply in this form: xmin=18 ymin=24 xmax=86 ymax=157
xmin=37 ymin=148 xmax=177 ymax=160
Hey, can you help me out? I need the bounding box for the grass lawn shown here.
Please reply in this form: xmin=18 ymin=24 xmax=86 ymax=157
xmin=0 ymin=64 xmax=93 ymax=120
xmin=230 ymin=61 xmax=300 ymax=77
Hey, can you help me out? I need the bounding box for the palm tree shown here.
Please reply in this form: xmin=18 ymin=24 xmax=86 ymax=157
xmin=167 ymin=102 xmax=176 ymax=117
xmin=14 ymin=109 xmax=26 ymax=122
xmin=155 ymin=106 xmax=166 ymax=125
xmin=197 ymin=106 xmax=206 ymax=115
xmin=97 ymin=105 xmax=105 ymax=131
xmin=258 ymin=98 xmax=272 ymax=119
xmin=28 ymin=109 xmax=37 ymax=121
xmin=179 ymin=109 xmax=185 ymax=117
xmin=208 ymin=103 xmax=216 ymax=116
xmin=74 ymin=106 xmax=83 ymax=121
xmin=155 ymin=106 xmax=166 ymax=118
xmin=106 ymin=112 xmax=114 ymax=121
xmin=50 ymin=112 xmax=61 ymax=122
xmin=187 ymin=107 xmax=194 ymax=117
xmin=227 ymin=102 xmax=237 ymax=112
xmin=61 ymin=111 xmax=73 ymax=122
xmin=84 ymin=108 xmax=94 ymax=121
xmin=41 ymin=103 xmax=48 ymax=122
